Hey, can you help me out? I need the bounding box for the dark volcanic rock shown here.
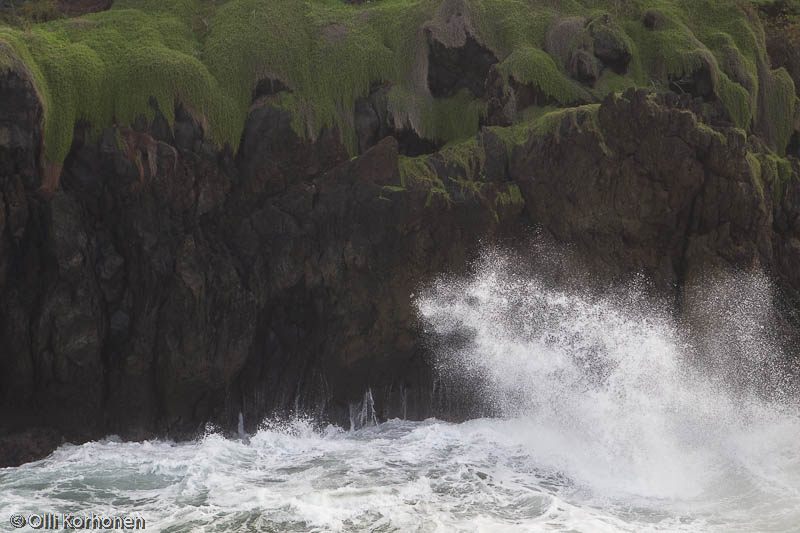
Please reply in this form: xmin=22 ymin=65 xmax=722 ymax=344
xmin=353 ymin=84 xmax=441 ymax=156
xmin=236 ymin=96 xmax=348 ymax=200
xmin=427 ymin=34 xmax=498 ymax=98
xmin=0 ymin=428 xmax=61 ymax=468
xmin=0 ymin=63 xmax=512 ymax=464
xmin=510 ymin=88 xmax=783 ymax=298
xmin=2 ymin=53 xmax=800 ymax=466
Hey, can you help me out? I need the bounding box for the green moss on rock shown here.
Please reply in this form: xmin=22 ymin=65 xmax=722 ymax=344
xmin=495 ymin=183 xmax=523 ymax=208
xmin=762 ymin=67 xmax=797 ymax=155
xmin=0 ymin=0 xmax=796 ymax=165
xmin=1 ymin=4 xmax=239 ymax=163
xmin=497 ymin=46 xmax=585 ymax=105
xmin=487 ymin=103 xmax=604 ymax=155
xmin=747 ymin=151 xmax=796 ymax=203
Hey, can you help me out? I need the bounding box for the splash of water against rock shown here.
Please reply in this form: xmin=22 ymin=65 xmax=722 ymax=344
xmin=349 ymin=387 xmax=379 ymax=431
xmin=416 ymin=249 xmax=800 ymax=501
xmin=2 ymin=249 xmax=799 ymax=532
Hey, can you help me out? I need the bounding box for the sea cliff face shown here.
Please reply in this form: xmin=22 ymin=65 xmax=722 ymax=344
xmin=2 ymin=0 xmax=800 ymax=466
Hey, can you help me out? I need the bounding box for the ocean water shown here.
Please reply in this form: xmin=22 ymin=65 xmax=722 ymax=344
xmin=2 ymin=251 xmax=799 ymax=532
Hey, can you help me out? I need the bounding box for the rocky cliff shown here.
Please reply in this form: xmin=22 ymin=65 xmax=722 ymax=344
xmin=2 ymin=0 xmax=800 ymax=466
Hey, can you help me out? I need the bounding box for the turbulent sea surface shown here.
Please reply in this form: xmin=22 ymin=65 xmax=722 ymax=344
xmin=2 ymin=251 xmax=800 ymax=532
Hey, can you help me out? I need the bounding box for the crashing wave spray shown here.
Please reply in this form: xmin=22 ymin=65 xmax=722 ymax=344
xmin=3 ymin=251 xmax=799 ymax=532
xmin=416 ymin=249 xmax=800 ymax=502
xmin=349 ymin=387 xmax=378 ymax=431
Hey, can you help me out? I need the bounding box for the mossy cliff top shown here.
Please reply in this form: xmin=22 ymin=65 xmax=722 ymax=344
xmin=0 ymin=0 xmax=798 ymax=166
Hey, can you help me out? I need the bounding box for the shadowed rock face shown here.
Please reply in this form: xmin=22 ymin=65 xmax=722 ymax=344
xmin=512 ymin=90 xmax=771 ymax=291
xmin=2 ymin=7 xmax=800 ymax=467
xmin=353 ymin=84 xmax=442 ymax=157
xmin=427 ymin=34 xmax=498 ymax=98
xmin=0 ymin=67 xmax=517 ymax=465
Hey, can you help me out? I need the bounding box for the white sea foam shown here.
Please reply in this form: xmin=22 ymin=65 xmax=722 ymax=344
xmin=1 ymin=250 xmax=798 ymax=532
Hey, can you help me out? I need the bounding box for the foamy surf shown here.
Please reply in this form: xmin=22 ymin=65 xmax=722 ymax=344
xmin=1 ymin=416 xmax=798 ymax=532
xmin=2 ymin=249 xmax=799 ymax=532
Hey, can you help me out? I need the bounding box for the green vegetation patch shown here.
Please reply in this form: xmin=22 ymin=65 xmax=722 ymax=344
xmin=438 ymin=137 xmax=486 ymax=180
xmin=0 ymin=2 xmax=239 ymax=163
xmin=495 ymin=183 xmax=524 ymax=208
xmin=487 ymin=103 xmax=604 ymax=154
xmin=762 ymin=67 xmax=797 ymax=155
xmin=497 ymin=46 xmax=586 ymax=105
xmin=747 ymin=150 xmax=796 ymax=203
xmin=396 ymin=136 xmax=489 ymax=208
xmin=0 ymin=0 xmax=797 ymax=165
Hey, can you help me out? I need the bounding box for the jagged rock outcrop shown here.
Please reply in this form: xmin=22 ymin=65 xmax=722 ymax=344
xmin=511 ymin=91 xmax=792 ymax=292
xmin=0 ymin=70 xmax=518 ymax=465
